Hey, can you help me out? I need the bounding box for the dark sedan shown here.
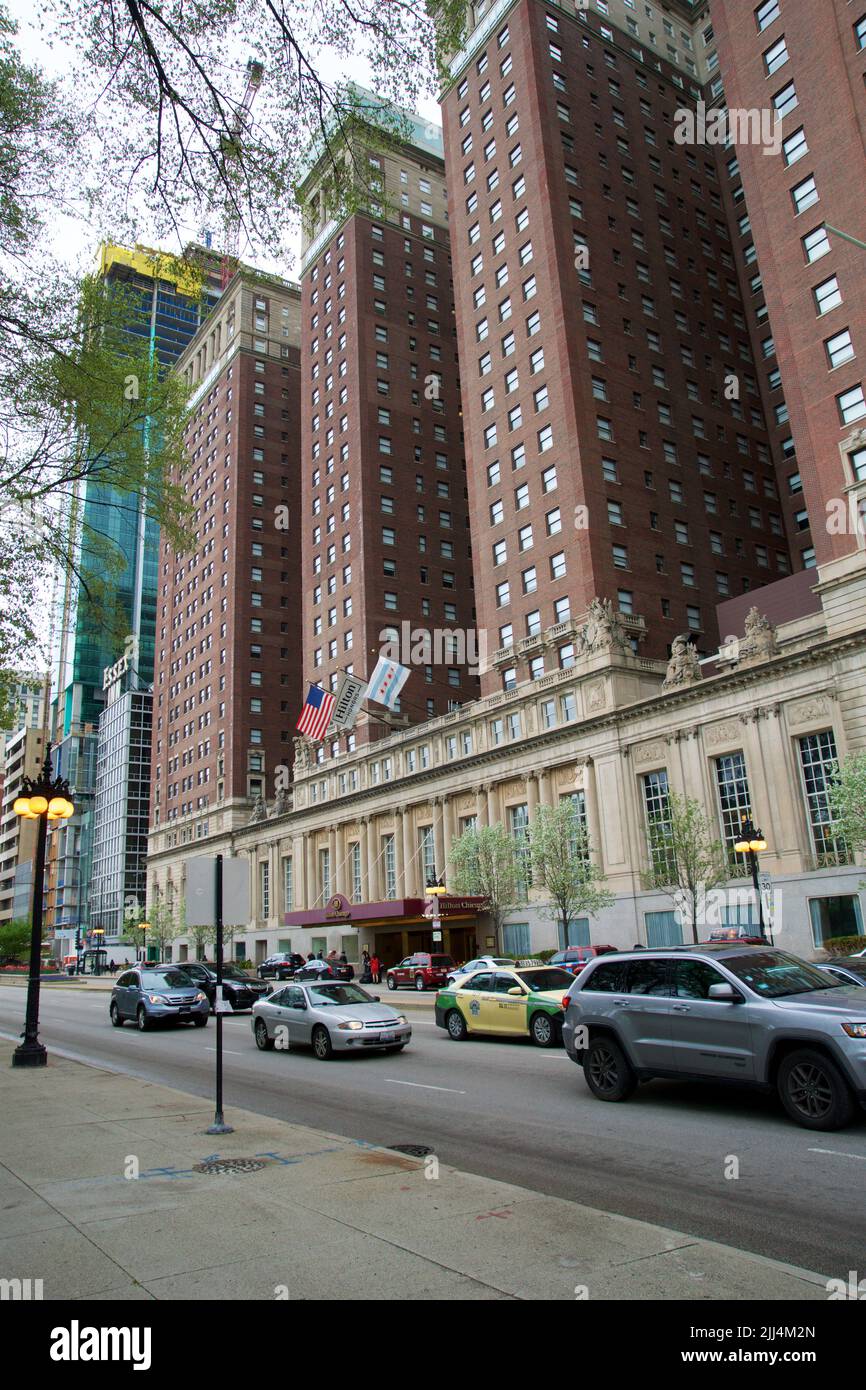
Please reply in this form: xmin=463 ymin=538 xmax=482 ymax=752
xmin=816 ymin=957 xmax=866 ymax=988
xmin=177 ymin=962 xmax=272 ymax=1011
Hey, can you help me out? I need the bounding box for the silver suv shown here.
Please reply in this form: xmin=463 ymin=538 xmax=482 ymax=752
xmin=562 ymin=945 xmax=866 ymax=1131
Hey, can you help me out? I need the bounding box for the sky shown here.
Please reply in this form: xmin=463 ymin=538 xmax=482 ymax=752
xmin=7 ymin=0 xmax=443 ymax=283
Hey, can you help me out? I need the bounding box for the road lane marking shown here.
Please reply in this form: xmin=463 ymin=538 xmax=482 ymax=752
xmin=386 ymin=1079 xmax=466 ymax=1093
xmin=808 ymin=1147 xmax=866 ymax=1162
xmin=205 ymin=1047 xmax=244 ymax=1055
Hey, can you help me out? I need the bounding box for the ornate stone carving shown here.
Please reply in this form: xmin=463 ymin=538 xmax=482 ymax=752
xmin=292 ymin=735 xmax=314 ymax=773
xmin=787 ymin=694 xmax=831 ymax=726
xmin=737 ymin=607 xmax=780 ymax=666
xmin=270 ymin=786 xmax=290 ymax=818
xmin=633 ymin=740 xmax=667 ymax=766
xmin=576 ymin=596 xmax=633 ymax=657
xmin=705 ymin=719 xmax=742 ymax=746
xmin=249 ymin=794 xmax=268 ymax=824
xmin=662 ymin=634 xmax=702 ymax=691
xmin=585 ymin=678 xmax=607 ymax=711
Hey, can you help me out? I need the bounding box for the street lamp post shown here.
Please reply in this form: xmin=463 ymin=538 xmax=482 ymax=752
xmin=12 ymin=749 xmax=74 ymax=1067
xmin=734 ymin=815 xmax=770 ymax=943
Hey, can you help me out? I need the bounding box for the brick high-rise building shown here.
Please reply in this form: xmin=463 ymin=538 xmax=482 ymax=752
xmin=433 ymin=0 xmax=800 ymax=692
xmin=296 ymin=93 xmax=479 ymax=752
xmin=709 ymin=0 xmax=866 ymax=613
xmin=147 ymin=269 xmax=303 ymax=883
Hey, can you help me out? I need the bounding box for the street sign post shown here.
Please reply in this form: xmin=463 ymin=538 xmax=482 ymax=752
xmin=185 ymin=855 xmax=250 ymax=1135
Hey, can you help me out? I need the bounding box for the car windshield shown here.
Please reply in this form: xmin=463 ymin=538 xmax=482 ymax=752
xmin=430 ymin=955 xmax=453 ymax=967
xmin=222 ymin=966 xmax=254 ymax=980
xmin=516 ymin=967 xmax=575 ymax=992
xmin=723 ymin=951 xmax=839 ymax=998
xmin=140 ymin=970 xmax=193 ymax=989
xmin=306 ymin=983 xmax=374 ymax=1006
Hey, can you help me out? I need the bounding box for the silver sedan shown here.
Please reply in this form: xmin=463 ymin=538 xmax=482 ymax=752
xmin=251 ymin=979 xmax=412 ymax=1060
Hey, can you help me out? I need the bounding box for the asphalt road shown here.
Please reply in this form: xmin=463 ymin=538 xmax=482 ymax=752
xmin=2 ymin=984 xmax=865 ymax=1277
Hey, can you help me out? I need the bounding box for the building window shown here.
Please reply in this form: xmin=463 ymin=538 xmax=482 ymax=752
xmin=642 ymin=769 xmax=674 ymax=878
xmin=420 ymin=825 xmax=436 ymax=884
xmin=715 ymin=753 xmax=752 ymax=872
xmin=319 ymin=848 xmax=330 ymax=900
xmin=282 ymin=856 xmax=292 ymax=911
xmin=383 ymin=834 xmax=396 ymax=899
xmin=260 ymin=862 xmax=270 ymax=919
xmin=508 ymin=803 xmax=530 ymax=899
xmin=798 ymin=730 xmax=849 ymax=865
xmin=808 ymin=896 xmax=864 ymax=950
xmin=351 ymin=842 xmax=362 ymax=903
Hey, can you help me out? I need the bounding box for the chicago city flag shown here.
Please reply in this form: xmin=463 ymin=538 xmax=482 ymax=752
xmin=365 ymin=656 xmax=410 ymax=710
xmin=296 ymin=683 xmax=336 ymax=741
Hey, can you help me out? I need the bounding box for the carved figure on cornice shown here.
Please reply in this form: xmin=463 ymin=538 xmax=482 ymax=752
xmin=580 ymin=596 xmax=633 ymax=655
xmin=270 ymin=786 xmax=290 ymax=818
xmin=249 ymin=794 xmax=268 ymax=824
xmin=662 ymin=633 xmax=702 ymax=691
xmin=737 ymin=607 xmax=779 ymax=665
xmin=292 ymin=735 xmax=313 ymax=773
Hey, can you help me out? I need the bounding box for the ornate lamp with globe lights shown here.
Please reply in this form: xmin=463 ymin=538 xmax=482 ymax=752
xmin=12 ymin=750 xmax=74 ymax=1067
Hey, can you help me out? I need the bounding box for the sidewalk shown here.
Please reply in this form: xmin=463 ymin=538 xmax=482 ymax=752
xmin=0 ymin=1041 xmax=829 ymax=1301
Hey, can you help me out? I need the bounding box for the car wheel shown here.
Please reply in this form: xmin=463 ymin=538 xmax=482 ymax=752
xmin=777 ymin=1049 xmax=855 ymax=1131
xmin=530 ymin=1011 xmax=559 ymax=1049
xmin=446 ymin=1009 xmax=468 ymax=1041
xmin=312 ymin=1025 xmax=333 ymax=1061
xmin=387 ymin=976 xmax=397 ymax=991
xmin=583 ymin=1036 xmax=637 ymax=1102
xmin=110 ymin=1001 xmax=124 ymax=1028
xmin=193 ymin=1014 xmax=207 ymax=1028
xmin=136 ymin=1006 xmax=151 ymax=1033
xmin=254 ymin=1018 xmax=274 ymax=1051
xmin=414 ymin=974 xmax=426 ymax=992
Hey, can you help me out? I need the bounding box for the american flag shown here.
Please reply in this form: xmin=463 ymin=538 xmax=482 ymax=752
xmin=296 ymin=684 xmax=336 ymax=741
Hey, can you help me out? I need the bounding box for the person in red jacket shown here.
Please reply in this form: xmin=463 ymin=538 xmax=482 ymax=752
xmin=370 ymin=953 xmax=381 ymax=984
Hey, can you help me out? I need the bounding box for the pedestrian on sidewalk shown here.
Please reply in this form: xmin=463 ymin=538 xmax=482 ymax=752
xmin=371 ymin=953 xmax=381 ymax=984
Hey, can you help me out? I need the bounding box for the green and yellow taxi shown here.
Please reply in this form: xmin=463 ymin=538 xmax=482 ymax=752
xmin=434 ymin=964 xmax=576 ymax=1048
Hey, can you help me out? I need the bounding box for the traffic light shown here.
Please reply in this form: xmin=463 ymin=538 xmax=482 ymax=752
xmin=75 ymin=929 xmax=82 ymax=951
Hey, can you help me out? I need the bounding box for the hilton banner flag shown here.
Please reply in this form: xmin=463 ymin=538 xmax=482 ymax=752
xmin=330 ymin=671 xmax=367 ymax=731
xmin=296 ymin=683 xmax=336 ymax=741
xmin=365 ymin=656 xmax=410 ymax=710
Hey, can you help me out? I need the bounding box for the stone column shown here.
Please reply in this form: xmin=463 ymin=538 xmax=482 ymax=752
xmin=433 ymin=797 xmax=446 ymax=882
xmin=360 ymin=818 xmax=370 ymax=902
xmin=292 ymin=834 xmax=305 ymax=911
xmin=328 ymin=828 xmax=337 ymax=899
xmin=526 ymin=771 xmax=539 ymax=822
xmin=305 ymin=835 xmax=317 ymax=908
xmin=366 ymin=815 xmax=379 ymax=901
xmin=335 ymin=822 xmax=346 ymax=897
xmin=477 ymin=785 xmax=489 ymax=828
xmin=577 ymin=758 xmax=603 ymax=866
xmin=402 ymin=806 xmax=415 ymax=896
xmin=486 ymin=782 xmax=500 ymax=827
xmin=538 ymin=768 xmax=554 ymax=808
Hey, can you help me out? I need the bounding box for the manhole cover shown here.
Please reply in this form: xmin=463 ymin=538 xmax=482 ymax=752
xmin=387 ymin=1144 xmax=433 ymax=1158
xmin=193 ymin=1158 xmax=267 ymax=1175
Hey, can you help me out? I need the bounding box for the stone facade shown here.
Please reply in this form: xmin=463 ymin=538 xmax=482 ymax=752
xmin=146 ymin=583 xmax=866 ymax=964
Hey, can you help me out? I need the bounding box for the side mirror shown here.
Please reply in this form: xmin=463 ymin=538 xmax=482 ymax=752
xmin=708 ymin=982 xmax=740 ymax=1002
xmin=507 ymin=986 xmax=523 ymax=996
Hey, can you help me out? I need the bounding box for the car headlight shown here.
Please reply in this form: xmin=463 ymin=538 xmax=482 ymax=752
xmin=147 ymin=994 xmax=167 ymax=1004
xmin=337 ymin=1020 xmax=364 ymax=1031
xmin=841 ymin=1021 xmax=866 ymax=1038
xmin=195 ymin=992 xmax=208 ymax=1003
xmin=397 ymin=1015 xmax=408 ymax=1026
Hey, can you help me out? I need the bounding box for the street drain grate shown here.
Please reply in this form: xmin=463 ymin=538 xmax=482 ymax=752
xmin=387 ymin=1144 xmax=433 ymax=1158
xmin=194 ymin=1158 xmax=267 ymax=1176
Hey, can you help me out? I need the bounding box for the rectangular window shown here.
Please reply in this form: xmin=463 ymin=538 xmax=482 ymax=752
xmin=715 ymin=752 xmax=753 ymax=872
xmin=798 ymin=731 xmax=849 ymax=865
xmin=642 ymin=770 xmax=675 ymax=879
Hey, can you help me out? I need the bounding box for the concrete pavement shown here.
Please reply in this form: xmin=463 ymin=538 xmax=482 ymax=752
xmin=0 ymin=1039 xmax=830 ymax=1301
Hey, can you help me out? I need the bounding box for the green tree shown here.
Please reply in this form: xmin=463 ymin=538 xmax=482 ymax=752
xmin=830 ymin=751 xmax=866 ymax=862
xmin=0 ymin=8 xmax=195 ymax=707
xmin=0 ymin=917 xmax=33 ymax=963
xmin=641 ymin=792 xmax=730 ymax=944
xmin=449 ymin=823 xmax=521 ymax=954
xmin=530 ymin=802 xmax=614 ymax=948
